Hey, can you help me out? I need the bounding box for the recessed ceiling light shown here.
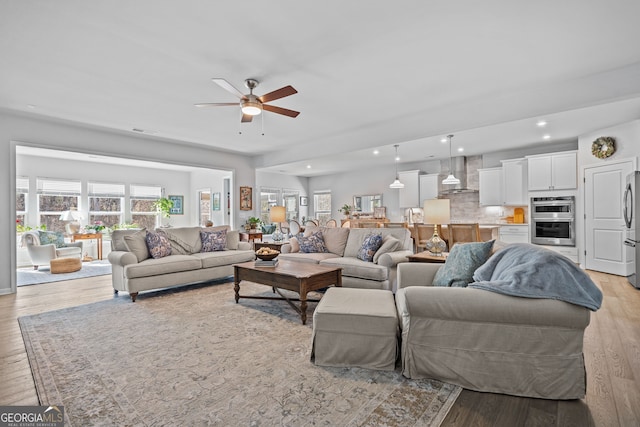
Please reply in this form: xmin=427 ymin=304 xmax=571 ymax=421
xmin=395 ymin=155 xmax=400 ymax=161
xmin=440 ymin=138 xmax=447 ymax=143
xmin=457 ymin=147 xmax=464 ymax=152
xmin=306 ymin=165 xmax=311 ymax=169
xmin=373 ymin=150 xmax=379 ymax=155
xmin=543 ymin=134 xmax=551 ymax=140
xmin=536 ymin=120 xmax=547 ymax=127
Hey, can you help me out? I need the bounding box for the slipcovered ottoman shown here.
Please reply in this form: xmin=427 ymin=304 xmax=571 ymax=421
xmin=50 ymin=257 xmax=82 ymax=274
xmin=311 ymin=287 xmax=399 ymax=371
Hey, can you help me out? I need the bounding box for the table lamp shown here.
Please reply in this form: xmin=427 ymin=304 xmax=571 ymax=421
xmin=60 ymin=207 xmax=83 ymax=234
xmin=423 ymin=199 xmax=450 ymax=256
xmin=270 ymin=206 xmax=286 ymax=241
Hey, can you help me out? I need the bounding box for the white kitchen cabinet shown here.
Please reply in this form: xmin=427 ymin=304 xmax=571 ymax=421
xmin=419 ymin=173 xmax=439 ymax=205
xmin=478 ymin=167 xmax=503 ymax=206
xmin=527 ymin=151 xmax=577 ymax=191
xmin=398 ymin=170 xmax=421 ymax=208
xmin=501 ymin=158 xmax=528 ymax=205
xmin=499 ymin=225 xmax=529 ymax=243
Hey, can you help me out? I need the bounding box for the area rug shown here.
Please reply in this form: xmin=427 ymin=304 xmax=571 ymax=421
xmin=17 ymin=260 xmax=111 ymax=286
xmin=19 ymin=281 xmax=461 ymax=426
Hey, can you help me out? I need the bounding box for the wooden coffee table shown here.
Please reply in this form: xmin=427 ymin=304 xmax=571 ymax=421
xmin=234 ymin=260 xmax=342 ymax=325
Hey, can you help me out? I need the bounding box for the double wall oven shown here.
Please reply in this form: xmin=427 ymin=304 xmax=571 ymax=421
xmin=531 ymin=196 xmax=576 ymax=246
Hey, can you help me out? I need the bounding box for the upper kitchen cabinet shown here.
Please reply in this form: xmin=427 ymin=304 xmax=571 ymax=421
xmin=501 ymin=158 xmax=528 ymax=205
xmin=398 ymin=170 xmax=421 ymax=208
xmin=478 ymin=167 xmax=503 ymax=206
xmin=526 ymin=151 xmax=577 ymax=191
xmin=419 ymin=173 xmax=439 ymax=204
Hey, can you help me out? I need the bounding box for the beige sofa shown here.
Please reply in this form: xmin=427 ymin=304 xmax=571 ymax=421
xmin=395 ymin=261 xmax=592 ymax=399
xmin=279 ymin=226 xmax=413 ymax=291
xmin=108 ymin=226 xmax=254 ymax=301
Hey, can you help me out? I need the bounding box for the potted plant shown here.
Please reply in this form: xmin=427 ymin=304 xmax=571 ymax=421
xmin=247 ymin=217 xmax=261 ymax=230
xmin=153 ymin=197 xmax=174 ymax=227
xmin=339 ymin=204 xmax=352 ymax=218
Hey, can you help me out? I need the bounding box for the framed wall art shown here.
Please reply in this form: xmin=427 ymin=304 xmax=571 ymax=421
xmin=240 ymin=186 xmax=252 ymax=211
xmin=168 ymin=195 xmax=184 ymax=215
xmin=212 ymin=192 xmax=221 ymax=211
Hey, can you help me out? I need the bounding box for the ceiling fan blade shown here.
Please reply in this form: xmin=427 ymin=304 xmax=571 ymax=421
xmin=241 ymin=113 xmax=253 ymax=123
xmin=258 ymin=85 xmax=297 ymax=103
xmin=212 ymin=78 xmax=246 ymax=99
xmin=262 ymin=104 xmax=300 ymax=118
xmin=194 ymin=103 xmax=238 ymax=107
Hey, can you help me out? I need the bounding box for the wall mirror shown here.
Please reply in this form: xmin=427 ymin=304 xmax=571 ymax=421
xmin=353 ymin=194 xmax=383 ymax=214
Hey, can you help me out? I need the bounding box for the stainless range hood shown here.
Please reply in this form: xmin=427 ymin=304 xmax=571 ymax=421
xmin=438 ymin=156 xmax=478 ymax=194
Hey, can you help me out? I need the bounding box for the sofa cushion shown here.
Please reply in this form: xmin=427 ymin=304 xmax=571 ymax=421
xmin=304 ymin=226 xmax=350 ymax=256
xmin=278 ymin=252 xmax=339 ymax=264
xmin=288 ymin=237 xmax=300 ymax=253
xmin=357 ymin=233 xmax=383 ymax=262
xmin=200 ymin=229 xmax=227 ymax=252
xmin=38 ymin=230 xmax=66 ymax=248
xmin=124 ymin=255 xmax=202 ymax=279
xmin=226 ymin=230 xmax=240 ymax=250
xmin=433 ymin=240 xmax=495 ymax=288
xmin=373 ymin=235 xmax=401 ymax=264
xmin=160 ymin=227 xmax=203 ymax=254
xmin=320 ymin=257 xmax=388 ymax=281
xmin=343 ymin=228 xmax=411 ymax=258
xmin=111 ymin=229 xmax=142 ymax=251
xmin=192 ymin=250 xmax=256 ymax=268
xmin=124 ymin=229 xmax=150 ymax=262
xmin=299 ymin=231 xmax=329 ymax=253
xmin=146 ymin=231 xmax=172 ymax=259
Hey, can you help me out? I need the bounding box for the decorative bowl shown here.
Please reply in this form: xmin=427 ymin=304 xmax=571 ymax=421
xmin=255 ymin=251 xmax=279 ymax=261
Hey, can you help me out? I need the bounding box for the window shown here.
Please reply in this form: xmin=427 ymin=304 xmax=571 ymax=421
xmin=259 ymin=187 xmax=281 ymax=224
xmin=37 ymin=178 xmax=81 ymax=232
xmin=314 ymin=191 xmax=332 ymax=225
xmin=88 ymin=182 xmax=125 ymax=228
xmin=130 ymin=184 xmax=162 ymax=230
xmin=198 ymin=189 xmax=211 ymax=226
xmin=16 ymin=177 xmax=28 ymax=230
xmin=283 ymin=190 xmax=299 ymax=222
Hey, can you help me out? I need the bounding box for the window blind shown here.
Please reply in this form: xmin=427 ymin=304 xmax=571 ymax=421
xmin=88 ymin=182 xmax=125 ymax=197
xmin=130 ymin=184 xmax=162 ymax=199
xmin=36 ymin=178 xmax=81 ymax=195
xmin=16 ymin=177 xmax=29 ymax=193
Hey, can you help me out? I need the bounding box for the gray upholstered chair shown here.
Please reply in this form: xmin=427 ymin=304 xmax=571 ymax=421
xmin=21 ymin=231 xmax=83 ymax=270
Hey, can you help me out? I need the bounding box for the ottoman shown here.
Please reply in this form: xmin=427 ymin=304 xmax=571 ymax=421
xmin=311 ymin=287 xmax=399 ymax=371
xmin=50 ymin=257 xmax=82 ymax=274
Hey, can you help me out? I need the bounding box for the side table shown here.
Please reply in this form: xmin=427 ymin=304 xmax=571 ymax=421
xmin=239 ymin=231 xmax=263 ymax=244
xmin=406 ymin=251 xmax=448 ymax=263
xmin=71 ymin=233 xmax=103 ymax=260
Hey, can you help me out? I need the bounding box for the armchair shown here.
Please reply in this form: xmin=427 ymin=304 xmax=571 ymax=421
xmin=21 ymin=231 xmax=83 ymax=270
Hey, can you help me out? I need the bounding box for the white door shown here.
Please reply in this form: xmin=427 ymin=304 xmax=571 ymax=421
xmin=584 ymin=160 xmax=635 ymax=274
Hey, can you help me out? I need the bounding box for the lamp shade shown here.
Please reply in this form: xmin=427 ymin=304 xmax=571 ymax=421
xmin=270 ymin=206 xmax=286 ymax=223
xmin=423 ymin=199 xmax=450 ymax=225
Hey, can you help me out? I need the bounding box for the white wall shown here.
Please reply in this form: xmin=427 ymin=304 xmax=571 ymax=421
xmin=1 ymin=111 xmax=256 ymax=295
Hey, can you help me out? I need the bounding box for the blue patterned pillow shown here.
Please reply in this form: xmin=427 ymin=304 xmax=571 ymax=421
xmin=145 ymin=231 xmax=172 ymax=259
xmin=38 ymin=230 xmax=66 ymax=248
xmin=433 ymin=240 xmax=495 ymax=287
xmin=357 ymin=233 xmax=383 ymax=262
xmin=200 ymin=229 xmax=227 ymax=252
xmin=298 ymin=231 xmax=329 ymax=253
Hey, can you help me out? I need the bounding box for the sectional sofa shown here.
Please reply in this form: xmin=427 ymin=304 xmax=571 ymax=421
xmin=279 ymin=226 xmax=413 ymax=291
xmin=108 ymin=226 xmax=255 ymax=301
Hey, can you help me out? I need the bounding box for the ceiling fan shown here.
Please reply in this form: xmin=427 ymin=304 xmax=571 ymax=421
xmin=195 ymin=78 xmax=299 ymax=122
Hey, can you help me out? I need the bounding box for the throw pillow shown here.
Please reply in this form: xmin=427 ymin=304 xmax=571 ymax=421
xmin=357 ymin=233 xmax=384 ymax=262
xmin=432 ymin=240 xmax=495 ymax=287
xmin=123 ymin=229 xmax=150 ymax=262
xmin=200 ymin=229 xmax=227 ymax=252
xmin=38 ymin=230 xmax=66 ymax=248
xmin=298 ymin=231 xmax=329 ymax=253
xmin=225 ymin=230 xmax=240 ymax=250
xmin=146 ymin=231 xmax=172 ymax=259
xmin=288 ymin=237 xmax=300 ymax=253
xmin=373 ymin=234 xmax=401 ymax=263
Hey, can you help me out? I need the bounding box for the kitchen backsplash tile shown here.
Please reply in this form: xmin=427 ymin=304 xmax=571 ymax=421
xmin=440 ymin=192 xmax=528 ymax=224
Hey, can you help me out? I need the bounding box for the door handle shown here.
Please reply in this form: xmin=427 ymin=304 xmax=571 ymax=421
xmin=624 ymin=239 xmax=636 ymax=247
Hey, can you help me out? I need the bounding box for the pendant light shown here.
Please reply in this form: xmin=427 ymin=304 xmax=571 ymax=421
xmin=389 ymin=144 xmax=405 ymax=189
xmin=442 ymin=134 xmax=461 ymax=185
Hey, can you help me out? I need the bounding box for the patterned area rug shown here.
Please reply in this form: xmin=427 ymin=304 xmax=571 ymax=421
xmin=19 ymin=281 xmax=461 ymax=426
xmin=17 ymin=260 xmax=111 ymax=286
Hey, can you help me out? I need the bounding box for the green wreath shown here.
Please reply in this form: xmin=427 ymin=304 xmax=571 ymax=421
xmin=591 ymin=136 xmax=616 ymax=159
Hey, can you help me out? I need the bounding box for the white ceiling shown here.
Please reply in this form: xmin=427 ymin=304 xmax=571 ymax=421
xmin=2 ymin=1 xmax=640 ymax=177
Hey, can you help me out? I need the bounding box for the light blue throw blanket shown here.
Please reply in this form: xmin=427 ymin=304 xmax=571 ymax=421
xmin=470 ymin=243 xmax=603 ymax=311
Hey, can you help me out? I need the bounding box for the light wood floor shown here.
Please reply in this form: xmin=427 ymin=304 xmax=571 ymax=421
xmin=1 ymin=271 xmax=638 ymax=426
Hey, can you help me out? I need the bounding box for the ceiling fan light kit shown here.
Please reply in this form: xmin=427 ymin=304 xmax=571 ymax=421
xmin=195 ymin=78 xmax=299 ymax=123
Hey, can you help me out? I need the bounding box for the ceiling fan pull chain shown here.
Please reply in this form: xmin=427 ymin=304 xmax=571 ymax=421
xmin=238 ymin=111 xmax=242 ymax=135
xmin=261 ymin=111 xmax=265 ymax=136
